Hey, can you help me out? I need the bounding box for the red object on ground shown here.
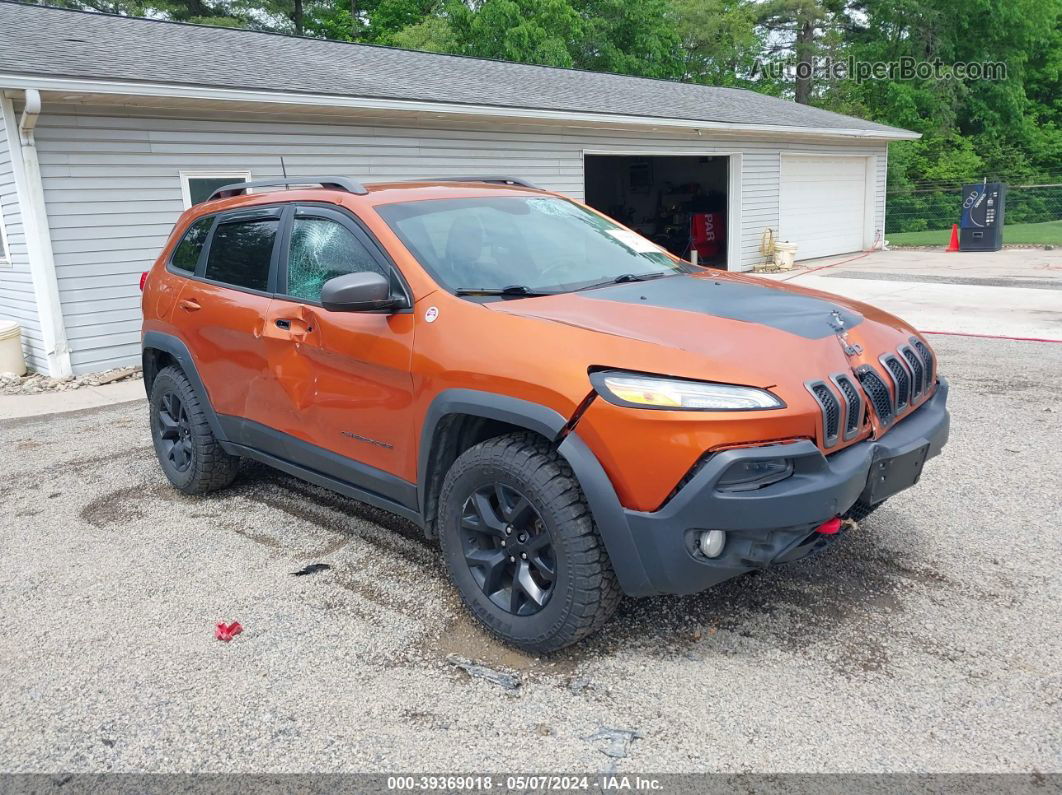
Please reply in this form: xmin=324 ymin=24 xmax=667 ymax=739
xmin=946 ymin=224 xmax=960 ymax=252
xmin=215 ymin=621 xmax=243 ymax=642
xmin=816 ymin=517 xmax=842 ymax=535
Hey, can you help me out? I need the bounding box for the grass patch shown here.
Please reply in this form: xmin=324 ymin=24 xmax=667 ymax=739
xmin=886 ymin=220 xmax=1062 ymax=247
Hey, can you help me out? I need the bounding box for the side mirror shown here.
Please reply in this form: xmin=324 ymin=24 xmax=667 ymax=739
xmin=320 ymin=271 xmax=399 ymax=312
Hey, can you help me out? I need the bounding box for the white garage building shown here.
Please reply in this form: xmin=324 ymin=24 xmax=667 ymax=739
xmin=0 ymin=3 xmax=917 ymax=377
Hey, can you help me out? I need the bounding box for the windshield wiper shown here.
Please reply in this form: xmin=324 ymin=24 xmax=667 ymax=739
xmin=454 ymin=285 xmax=555 ymax=297
xmin=575 ymin=272 xmax=671 ymax=291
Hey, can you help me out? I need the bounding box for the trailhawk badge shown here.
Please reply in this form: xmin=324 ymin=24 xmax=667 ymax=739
xmin=829 ymin=310 xmax=863 ymax=357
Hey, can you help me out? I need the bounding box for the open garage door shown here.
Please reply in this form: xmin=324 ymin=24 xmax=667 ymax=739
xmin=584 ymin=154 xmax=731 ymax=268
xmin=779 ymin=155 xmax=869 ymax=260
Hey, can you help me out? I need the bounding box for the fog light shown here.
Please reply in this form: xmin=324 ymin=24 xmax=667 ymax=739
xmin=698 ymin=530 xmax=726 ymax=558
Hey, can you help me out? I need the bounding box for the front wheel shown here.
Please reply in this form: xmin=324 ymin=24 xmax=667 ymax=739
xmin=437 ymin=433 xmax=620 ymax=653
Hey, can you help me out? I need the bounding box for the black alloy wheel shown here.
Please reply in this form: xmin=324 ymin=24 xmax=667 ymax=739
xmin=460 ymin=483 xmax=556 ymax=616
xmin=156 ymin=391 xmax=194 ymax=473
xmin=149 ymin=365 xmax=240 ymax=495
xmin=437 ymin=432 xmax=621 ymax=652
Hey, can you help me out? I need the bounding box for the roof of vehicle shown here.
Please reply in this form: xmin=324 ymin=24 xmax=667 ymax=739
xmin=0 ymin=2 xmax=917 ymax=139
xmin=189 ymin=179 xmax=549 ymax=216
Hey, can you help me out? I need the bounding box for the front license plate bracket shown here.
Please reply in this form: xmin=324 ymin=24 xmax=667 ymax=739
xmin=862 ymin=443 xmax=930 ymax=505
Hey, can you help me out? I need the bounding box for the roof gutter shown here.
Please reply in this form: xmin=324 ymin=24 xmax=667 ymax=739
xmin=0 ymin=73 xmax=921 ymax=141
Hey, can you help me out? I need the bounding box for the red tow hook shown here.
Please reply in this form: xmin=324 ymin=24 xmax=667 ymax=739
xmin=816 ymin=517 xmax=842 ymax=535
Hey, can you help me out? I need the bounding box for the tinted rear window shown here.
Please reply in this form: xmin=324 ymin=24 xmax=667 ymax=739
xmin=170 ymin=216 xmax=213 ymax=272
xmin=204 ymin=219 xmax=278 ymax=291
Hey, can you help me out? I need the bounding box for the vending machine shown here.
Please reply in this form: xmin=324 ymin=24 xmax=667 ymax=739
xmin=959 ymin=182 xmax=1006 ymax=251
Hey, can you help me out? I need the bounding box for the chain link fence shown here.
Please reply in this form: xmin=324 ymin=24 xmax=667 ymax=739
xmin=885 ymin=178 xmax=1062 ymax=234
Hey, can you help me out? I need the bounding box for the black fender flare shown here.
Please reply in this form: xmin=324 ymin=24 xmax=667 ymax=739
xmin=417 ymin=388 xmax=568 ymax=517
xmin=557 ymin=432 xmax=654 ymax=597
xmin=418 ymin=389 xmax=653 ymax=596
xmin=141 ymin=331 xmax=229 ymax=444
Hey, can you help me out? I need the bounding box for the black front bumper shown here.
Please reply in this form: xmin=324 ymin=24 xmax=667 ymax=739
xmin=560 ymin=379 xmax=950 ymax=597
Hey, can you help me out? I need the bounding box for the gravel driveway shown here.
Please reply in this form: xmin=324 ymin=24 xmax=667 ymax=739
xmin=1 ymin=335 xmax=1059 ymax=774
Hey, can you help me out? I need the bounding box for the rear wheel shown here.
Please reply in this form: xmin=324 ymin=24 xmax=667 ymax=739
xmin=437 ymin=433 xmax=620 ymax=653
xmin=149 ymin=365 xmax=240 ymax=495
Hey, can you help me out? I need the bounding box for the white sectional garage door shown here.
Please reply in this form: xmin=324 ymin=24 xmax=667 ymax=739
xmin=779 ymin=156 xmax=868 ymax=260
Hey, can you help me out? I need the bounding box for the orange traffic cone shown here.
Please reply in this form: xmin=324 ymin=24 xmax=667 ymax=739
xmin=946 ymin=224 xmax=960 ymax=252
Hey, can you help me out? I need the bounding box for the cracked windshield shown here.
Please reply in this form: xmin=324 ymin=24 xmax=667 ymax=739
xmin=376 ymin=196 xmax=689 ymax=295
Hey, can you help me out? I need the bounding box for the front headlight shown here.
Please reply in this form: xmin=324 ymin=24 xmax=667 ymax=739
xmin=590 ymin=370 xmax=784 ymax=411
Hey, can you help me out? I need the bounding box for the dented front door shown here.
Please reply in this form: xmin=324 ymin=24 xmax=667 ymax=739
xmin=259 ymin=206 xmax=417 ymax=483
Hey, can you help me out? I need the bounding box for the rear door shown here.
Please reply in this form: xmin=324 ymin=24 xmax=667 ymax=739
xmin=174 ymin=205 xmax=283 ymax=432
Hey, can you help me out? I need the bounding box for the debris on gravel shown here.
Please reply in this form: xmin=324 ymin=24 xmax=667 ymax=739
xmin=568 ymin=676 xmax=592 ymax=693
xmin=292 ymin=563 xmax=332 ymax=577
xmin=446 ymin=654 xmax=522 ymax=691
xmin=0 ymin=366 xmax=142 ymax=396
xmin=587 ymin=728 xmax=643 ymax=759
xmin=214 ymin=622 xmax=243 ymax=642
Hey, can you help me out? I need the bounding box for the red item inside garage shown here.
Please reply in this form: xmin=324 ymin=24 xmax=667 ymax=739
xmin=691 ymin=212 xmax=725 ymax=260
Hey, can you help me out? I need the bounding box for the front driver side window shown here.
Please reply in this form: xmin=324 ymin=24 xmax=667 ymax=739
xmin=287 ymin=218 xmax=386 ymax=302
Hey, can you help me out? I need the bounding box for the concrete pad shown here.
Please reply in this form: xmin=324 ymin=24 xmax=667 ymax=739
xmin=757 ymin=249 xmax=1062 ymax=341
xmin=0 ymin=379 xmax=145 ymax=420
xmin=839 ymin=247 xmax=1062 ymax=282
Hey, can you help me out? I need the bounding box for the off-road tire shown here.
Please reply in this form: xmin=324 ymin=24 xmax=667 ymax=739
xmin=149 ymin=365 xmax=240 ymax=495
xmin=437 ymin=432 xmax=621 ymax=653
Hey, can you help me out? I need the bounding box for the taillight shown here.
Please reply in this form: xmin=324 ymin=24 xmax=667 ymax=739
xmin=139 ymin=272 xmax=148 ymax=291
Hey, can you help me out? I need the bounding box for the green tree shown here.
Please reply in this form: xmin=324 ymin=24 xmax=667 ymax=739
xmin=845 ymin=0 xmax=1062 ymax=230
xmin=578 ymin=0 xmax=684 ymax=78
xmin=388 ymin=13 xmax=457 ymax=51
xmin=670 ymin=0 xmax=764 ymax=88
xmin=445 ymin=0 xmax=584 ymax=67
xmin=755 ymin=0 xmax=849 ymax=104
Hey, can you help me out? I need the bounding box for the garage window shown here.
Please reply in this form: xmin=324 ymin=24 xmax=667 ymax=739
xmin=179 ymin=171 xmax=251 ymax=208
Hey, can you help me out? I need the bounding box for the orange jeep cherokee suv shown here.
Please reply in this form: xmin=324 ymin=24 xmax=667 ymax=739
xmin=142 ymin=176 xmax=949 ymax=652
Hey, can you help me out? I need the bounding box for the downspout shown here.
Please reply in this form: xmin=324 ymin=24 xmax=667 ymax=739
xmin=1 ymin=88 xmax=71 ymax=377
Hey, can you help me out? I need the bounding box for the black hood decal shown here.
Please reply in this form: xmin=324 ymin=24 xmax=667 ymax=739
xmin=579 ymin=275 xmax=863 ymax=339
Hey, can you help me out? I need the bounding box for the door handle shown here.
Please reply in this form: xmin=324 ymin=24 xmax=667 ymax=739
xmin=179 ymin=298 xmax=201 ymax=312
xmin=275 ymin=318 xmax=291 ymax=330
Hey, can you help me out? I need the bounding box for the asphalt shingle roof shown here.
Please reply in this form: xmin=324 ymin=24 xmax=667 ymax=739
xmin=0 ymin=2 xmax=912 ymax=136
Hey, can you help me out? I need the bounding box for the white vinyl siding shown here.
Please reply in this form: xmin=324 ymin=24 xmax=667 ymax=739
xmin=28 ymin=103 xmax=890 ymax=374
xmin=0 ymin=108 xmax=46 ymax=371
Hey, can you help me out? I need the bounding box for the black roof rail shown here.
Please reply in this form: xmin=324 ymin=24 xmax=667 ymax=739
xmin=207 ymin=176 xmax=368 ymax=202
xmin=415 ymin=176 xmax=542 ymax=190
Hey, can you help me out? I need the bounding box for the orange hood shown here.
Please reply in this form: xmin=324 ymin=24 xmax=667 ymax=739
xmin=487 ymin=271 xmax=920 ymax=390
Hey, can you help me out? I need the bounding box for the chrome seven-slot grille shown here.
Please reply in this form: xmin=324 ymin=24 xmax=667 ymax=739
xmin=806 ymin=337 xmax=935 ymax=449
